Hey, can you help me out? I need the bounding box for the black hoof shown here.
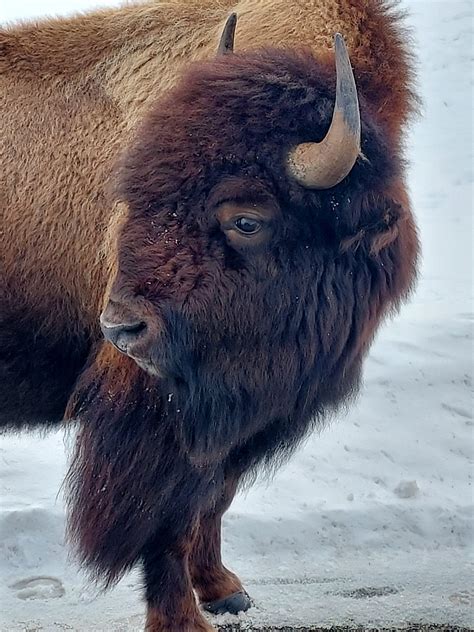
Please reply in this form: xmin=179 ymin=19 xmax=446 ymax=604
xmin=203 ymin=590 xmax=252 ymax=615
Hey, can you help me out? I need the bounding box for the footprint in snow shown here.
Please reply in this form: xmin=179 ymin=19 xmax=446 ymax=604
xmin=441 ymin=402 xmax=472 ymax=420
xmin=449 ymin=590 xmax=473 ymax=606
xmin=9 ymin=576 xmax=65 ymax=600
xmin=337 ymin=585 xmax=399 ymax=599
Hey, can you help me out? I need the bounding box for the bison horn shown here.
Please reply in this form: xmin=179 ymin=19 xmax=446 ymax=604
xmin=217 ymin=13 xmax=237 ymax=56
xmin=287 ymin=33 xmax=361 ymax=189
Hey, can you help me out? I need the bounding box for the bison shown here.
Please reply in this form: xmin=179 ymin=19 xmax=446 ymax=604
xmin=0 ymin=0 xmax=419 ymax=629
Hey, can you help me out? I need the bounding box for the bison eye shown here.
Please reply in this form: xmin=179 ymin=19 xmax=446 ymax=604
xmin=234 ymin=217 xmax=262 ymax=235
xmin=214 ymin=200 xmax=276 ymax=251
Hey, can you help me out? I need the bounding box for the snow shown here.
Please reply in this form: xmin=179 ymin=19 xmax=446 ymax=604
xmin=1 ymin=0 xmax=473 ymax=629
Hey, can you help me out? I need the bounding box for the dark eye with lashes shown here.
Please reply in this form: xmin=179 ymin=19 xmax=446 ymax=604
xmin=234 ymin=217 xmax=262 ymax=235
xmin=215 ymin=199 xmax=277 ymax=252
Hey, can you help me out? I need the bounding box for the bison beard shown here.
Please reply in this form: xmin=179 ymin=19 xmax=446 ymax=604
xmin=65 ymin=347 xmax=216 ymax=586
xmin=66 ymin=342 xmax=232 ymax=586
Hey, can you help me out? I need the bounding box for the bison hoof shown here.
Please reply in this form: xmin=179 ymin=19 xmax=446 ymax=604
xmin=203 ymin=590 xmax=252 ymax=615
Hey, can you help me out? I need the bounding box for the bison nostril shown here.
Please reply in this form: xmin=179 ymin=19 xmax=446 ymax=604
xmin=100 ymin=317 xmax=147 ymax=353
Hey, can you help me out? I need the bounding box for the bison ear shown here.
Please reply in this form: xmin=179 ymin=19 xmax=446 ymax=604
xmin=337 ymin=188 xmax=410 ymax=257
xmin=217 ymin=13 xmax=237 ymax=56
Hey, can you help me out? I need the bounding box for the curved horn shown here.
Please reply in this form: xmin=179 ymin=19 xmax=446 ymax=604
xmin=217 ymin=13 xmax=237 ymax=56
xmin=287 ymin=33 xmax=361 ymax=189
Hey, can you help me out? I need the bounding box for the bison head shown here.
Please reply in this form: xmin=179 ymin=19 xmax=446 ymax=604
xmin=66 ymin=23 xmax=418 ymax=581
xmin=95 ymin=32 xmax=418 ymax=464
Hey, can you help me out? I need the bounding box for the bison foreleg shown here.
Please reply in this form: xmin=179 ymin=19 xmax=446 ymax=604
xmin=190 ymin=477 xmax=252 ymax=616
xmin=142 ymin=521 xmax=214 ymax=632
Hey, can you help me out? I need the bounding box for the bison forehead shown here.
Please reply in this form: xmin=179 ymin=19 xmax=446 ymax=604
xmin=117 ymin=48 xmax=398 ymax=220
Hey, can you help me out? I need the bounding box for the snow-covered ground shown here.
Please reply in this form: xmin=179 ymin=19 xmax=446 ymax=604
xmin=1 ymin=1 xmax=473 ymax=630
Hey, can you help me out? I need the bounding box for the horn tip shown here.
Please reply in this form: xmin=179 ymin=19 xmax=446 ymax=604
xmin=334 ymin=33 xmax=348 ymax=52
xmin=217 ymin=13 xmax=238 ymax=56
xmin=225 ymin=13 xmax=238 ymax=31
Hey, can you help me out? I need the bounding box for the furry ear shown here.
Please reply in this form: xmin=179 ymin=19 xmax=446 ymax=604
xmin=337 ymin=188 xmax=405 ymax=255
xmin=336 ymin=183 xmax=419 ymax=314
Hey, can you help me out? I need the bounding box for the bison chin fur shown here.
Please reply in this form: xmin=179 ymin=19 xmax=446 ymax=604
xmin=65 ymin=344 xmax=218 ymax=586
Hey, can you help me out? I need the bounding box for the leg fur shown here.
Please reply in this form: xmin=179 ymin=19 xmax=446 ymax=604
xmin=143 ymin=522 xmax=215 ymax=632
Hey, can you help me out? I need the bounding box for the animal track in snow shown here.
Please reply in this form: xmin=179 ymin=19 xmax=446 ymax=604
xmin=441 ymin=402 xmax=472 ymax=420
xmin=449 ymin=589 xmax=474 ymax=606
xmin=9 ymin=576 xmax=65 ymax=600
xmin=337 ymin=585 xmax=399 ymax=599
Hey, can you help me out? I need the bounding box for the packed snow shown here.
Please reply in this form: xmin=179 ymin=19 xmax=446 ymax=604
xmin=0 ymin=1 xmax=472 ymax=630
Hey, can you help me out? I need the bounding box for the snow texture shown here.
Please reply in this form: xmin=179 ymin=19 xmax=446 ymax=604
xmin=0 ymin=1 xmax=472 ymax=630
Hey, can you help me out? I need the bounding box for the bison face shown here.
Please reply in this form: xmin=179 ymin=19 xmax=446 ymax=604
xmin=96 ymin=45 xmax=418 ymax=464
xmin=100 ymin=178 xmax=282 ymax=375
